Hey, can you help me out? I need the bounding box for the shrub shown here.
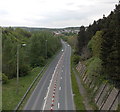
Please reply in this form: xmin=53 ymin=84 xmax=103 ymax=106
xmin=38 ymin=56 xmax=46 ymax=66
xmin=72 ymin=55 xmax=80 ymax=65
xmin=117 ymin=104 xmax=120 ymax=112
xmin=2 ymin=73 xmax=8 ymax=84
xmin=19 ymin=64 xmax=30 ymax=77
xmin=86 ymin=57 xmax=102 ymax=78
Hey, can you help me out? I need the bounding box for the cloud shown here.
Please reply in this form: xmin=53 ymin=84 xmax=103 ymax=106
xmin=0 ymin=10 xmax=8 ymax=15
xmin=0 ymin=0 xmax=118 ymax=28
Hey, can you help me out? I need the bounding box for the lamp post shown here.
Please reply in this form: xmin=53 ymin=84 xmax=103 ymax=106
xmin=46 ymin=40 xmax=47 ymax=59
xmin=16 ymin=43 xmax=26 ymax=94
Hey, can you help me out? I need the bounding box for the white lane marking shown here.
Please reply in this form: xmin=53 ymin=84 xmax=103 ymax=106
xmin=69 ymin=48 xmax=75 ymax=109
xmin=42 ymin=53 xmax=64 ymax=111
xmin=59 ymin=87 xmax=61 ymax=90
xmin=51 ymin=106 xmax=53 ymax=110
xmin=61 ymin=77 xmax=62 ymax=79
xmin=58 ymin=103 xmax=60 ymax=109
xmin=64 ymin=65 xmax=68 ymax=109
xmin=44 ymin=97 xmax=46 ymax=100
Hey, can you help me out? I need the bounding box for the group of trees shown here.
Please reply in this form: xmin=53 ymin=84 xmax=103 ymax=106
xmin=77 ymin=2 xmax=120 ymax=88
xmin=2 ymin=27 xmax=61 ymax=81
xmin=28 ymin=31 xmax=61 ymax=67
xmin=2 ymin=28 xmax=31 ymax=79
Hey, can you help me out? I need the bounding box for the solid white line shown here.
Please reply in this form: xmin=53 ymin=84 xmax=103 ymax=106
xmin=44 ymin=97 xmax=46 ymax=100
xmin=64 ymin=68 xmax=68 ymax=109
xmin=69 ymin=47 xmax=75 ymax=109
xmin=42 ymin=53 xmax=64 ymax=111
xmin=58 ymin=103 xmax=60 ymax=109
xmin=59 ymin=87 xmax=61 ymax=90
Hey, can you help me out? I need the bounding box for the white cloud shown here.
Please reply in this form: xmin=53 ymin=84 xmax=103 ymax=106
xmin=0 ymin=0 xmax=118 ymax=28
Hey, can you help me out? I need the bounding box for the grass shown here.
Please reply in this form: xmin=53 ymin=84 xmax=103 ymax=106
xmin=117 ymin=104 xmax=120 ymax=112
xmin=71 ymin=71 xmax=85 ymax=110
xmin=74 ymin=66 xmax=98 ymax=110
xmin=70 ymin=52 xmax=86 ymax=110
xmin=2 ymin=67 xmax=42 ymax=110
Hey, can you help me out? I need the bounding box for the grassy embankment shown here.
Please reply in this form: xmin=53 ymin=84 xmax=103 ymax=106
xmin=71 ymin=54 xmax=85 ymax=110
xmin=2 ymin=67 xmax=42 ymax=110
xmin=71 ymin=71 xmax=85 ymax=110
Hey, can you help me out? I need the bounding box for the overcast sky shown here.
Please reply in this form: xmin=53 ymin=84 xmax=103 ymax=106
xmin=0 ymin=0 xmax=118 ymax=28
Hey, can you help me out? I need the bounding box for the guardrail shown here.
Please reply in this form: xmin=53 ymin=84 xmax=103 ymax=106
xmin=14 ymin=63 xmax=48 ymax=112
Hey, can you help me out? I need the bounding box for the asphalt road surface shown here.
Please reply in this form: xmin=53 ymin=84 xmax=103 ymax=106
xmin=24 ymin=40 xmax=75 ymax=111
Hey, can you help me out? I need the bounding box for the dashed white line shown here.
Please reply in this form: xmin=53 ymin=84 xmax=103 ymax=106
xmin=61 ymin=77 xmax=62 ymax=79
xmin=58 ymin=103 xmax=60 ymax=109
xmin=44 ymin=97 xmax=46 ymax=100
xmin=59 ymin=87 xmax=61 ymax=90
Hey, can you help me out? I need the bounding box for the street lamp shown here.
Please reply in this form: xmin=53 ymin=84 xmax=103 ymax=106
xmin=16 ymin=43 xmax=26 ymax=94
xmin=46 ymin=40 xmax=47 ymax=59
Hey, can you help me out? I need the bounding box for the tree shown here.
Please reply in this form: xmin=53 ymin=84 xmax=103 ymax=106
xmin=77 ymin=26 xmax=87 ymax=54
xmin=100 ymin=3 xmax=120 ymax=88
xmin=88 ymin=31 xmax=103 ymax=57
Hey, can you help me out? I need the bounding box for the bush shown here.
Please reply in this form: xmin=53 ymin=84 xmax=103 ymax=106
xmin=30 ymin=56 xmax=46 ymax=67
xmin=86 ymin=57 xmax=102 ymax=78
xmin=19 ymin=64 xmax=30 ymax=77
xmin=87 ymin=31 xmax=103 ymax=57
xmin=72 ymin=55 xmax=80 ymax=65
xmin=38 ymin=56 xmax=46 ymax=66
xmin=117 ymin=104 xmax=120 ymax=112
xmin=2 ymin=73 xmax=8 ymax=84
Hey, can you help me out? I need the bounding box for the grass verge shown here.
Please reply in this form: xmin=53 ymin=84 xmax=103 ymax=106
xmin=74 ymin=67 xmax=98 ymax=110
xmin=70 ymin=49 xmax=86 ymax=110
xmin=71 ymin=70 xmax=85 ymax=110
xmin=2 ymin=67 xmax=42 ymax=110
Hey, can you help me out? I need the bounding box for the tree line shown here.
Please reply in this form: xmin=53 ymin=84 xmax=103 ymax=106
xmin=2 ymin=27 xmax=61 ymax=82
xmin=76 ymin=2 xmax=120 ymax=88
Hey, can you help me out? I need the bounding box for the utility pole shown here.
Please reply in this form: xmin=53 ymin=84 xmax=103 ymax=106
xmin=16 ymin=44 xmax=19 ymax=94
xmin=46 ymin=40 xmax=47 ymax=59
xmin=16 ymin=44 xmax=26 ymax=94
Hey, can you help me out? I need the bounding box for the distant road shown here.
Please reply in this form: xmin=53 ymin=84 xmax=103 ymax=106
xmin=24 ymin=40 xmax=74 ymax=110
